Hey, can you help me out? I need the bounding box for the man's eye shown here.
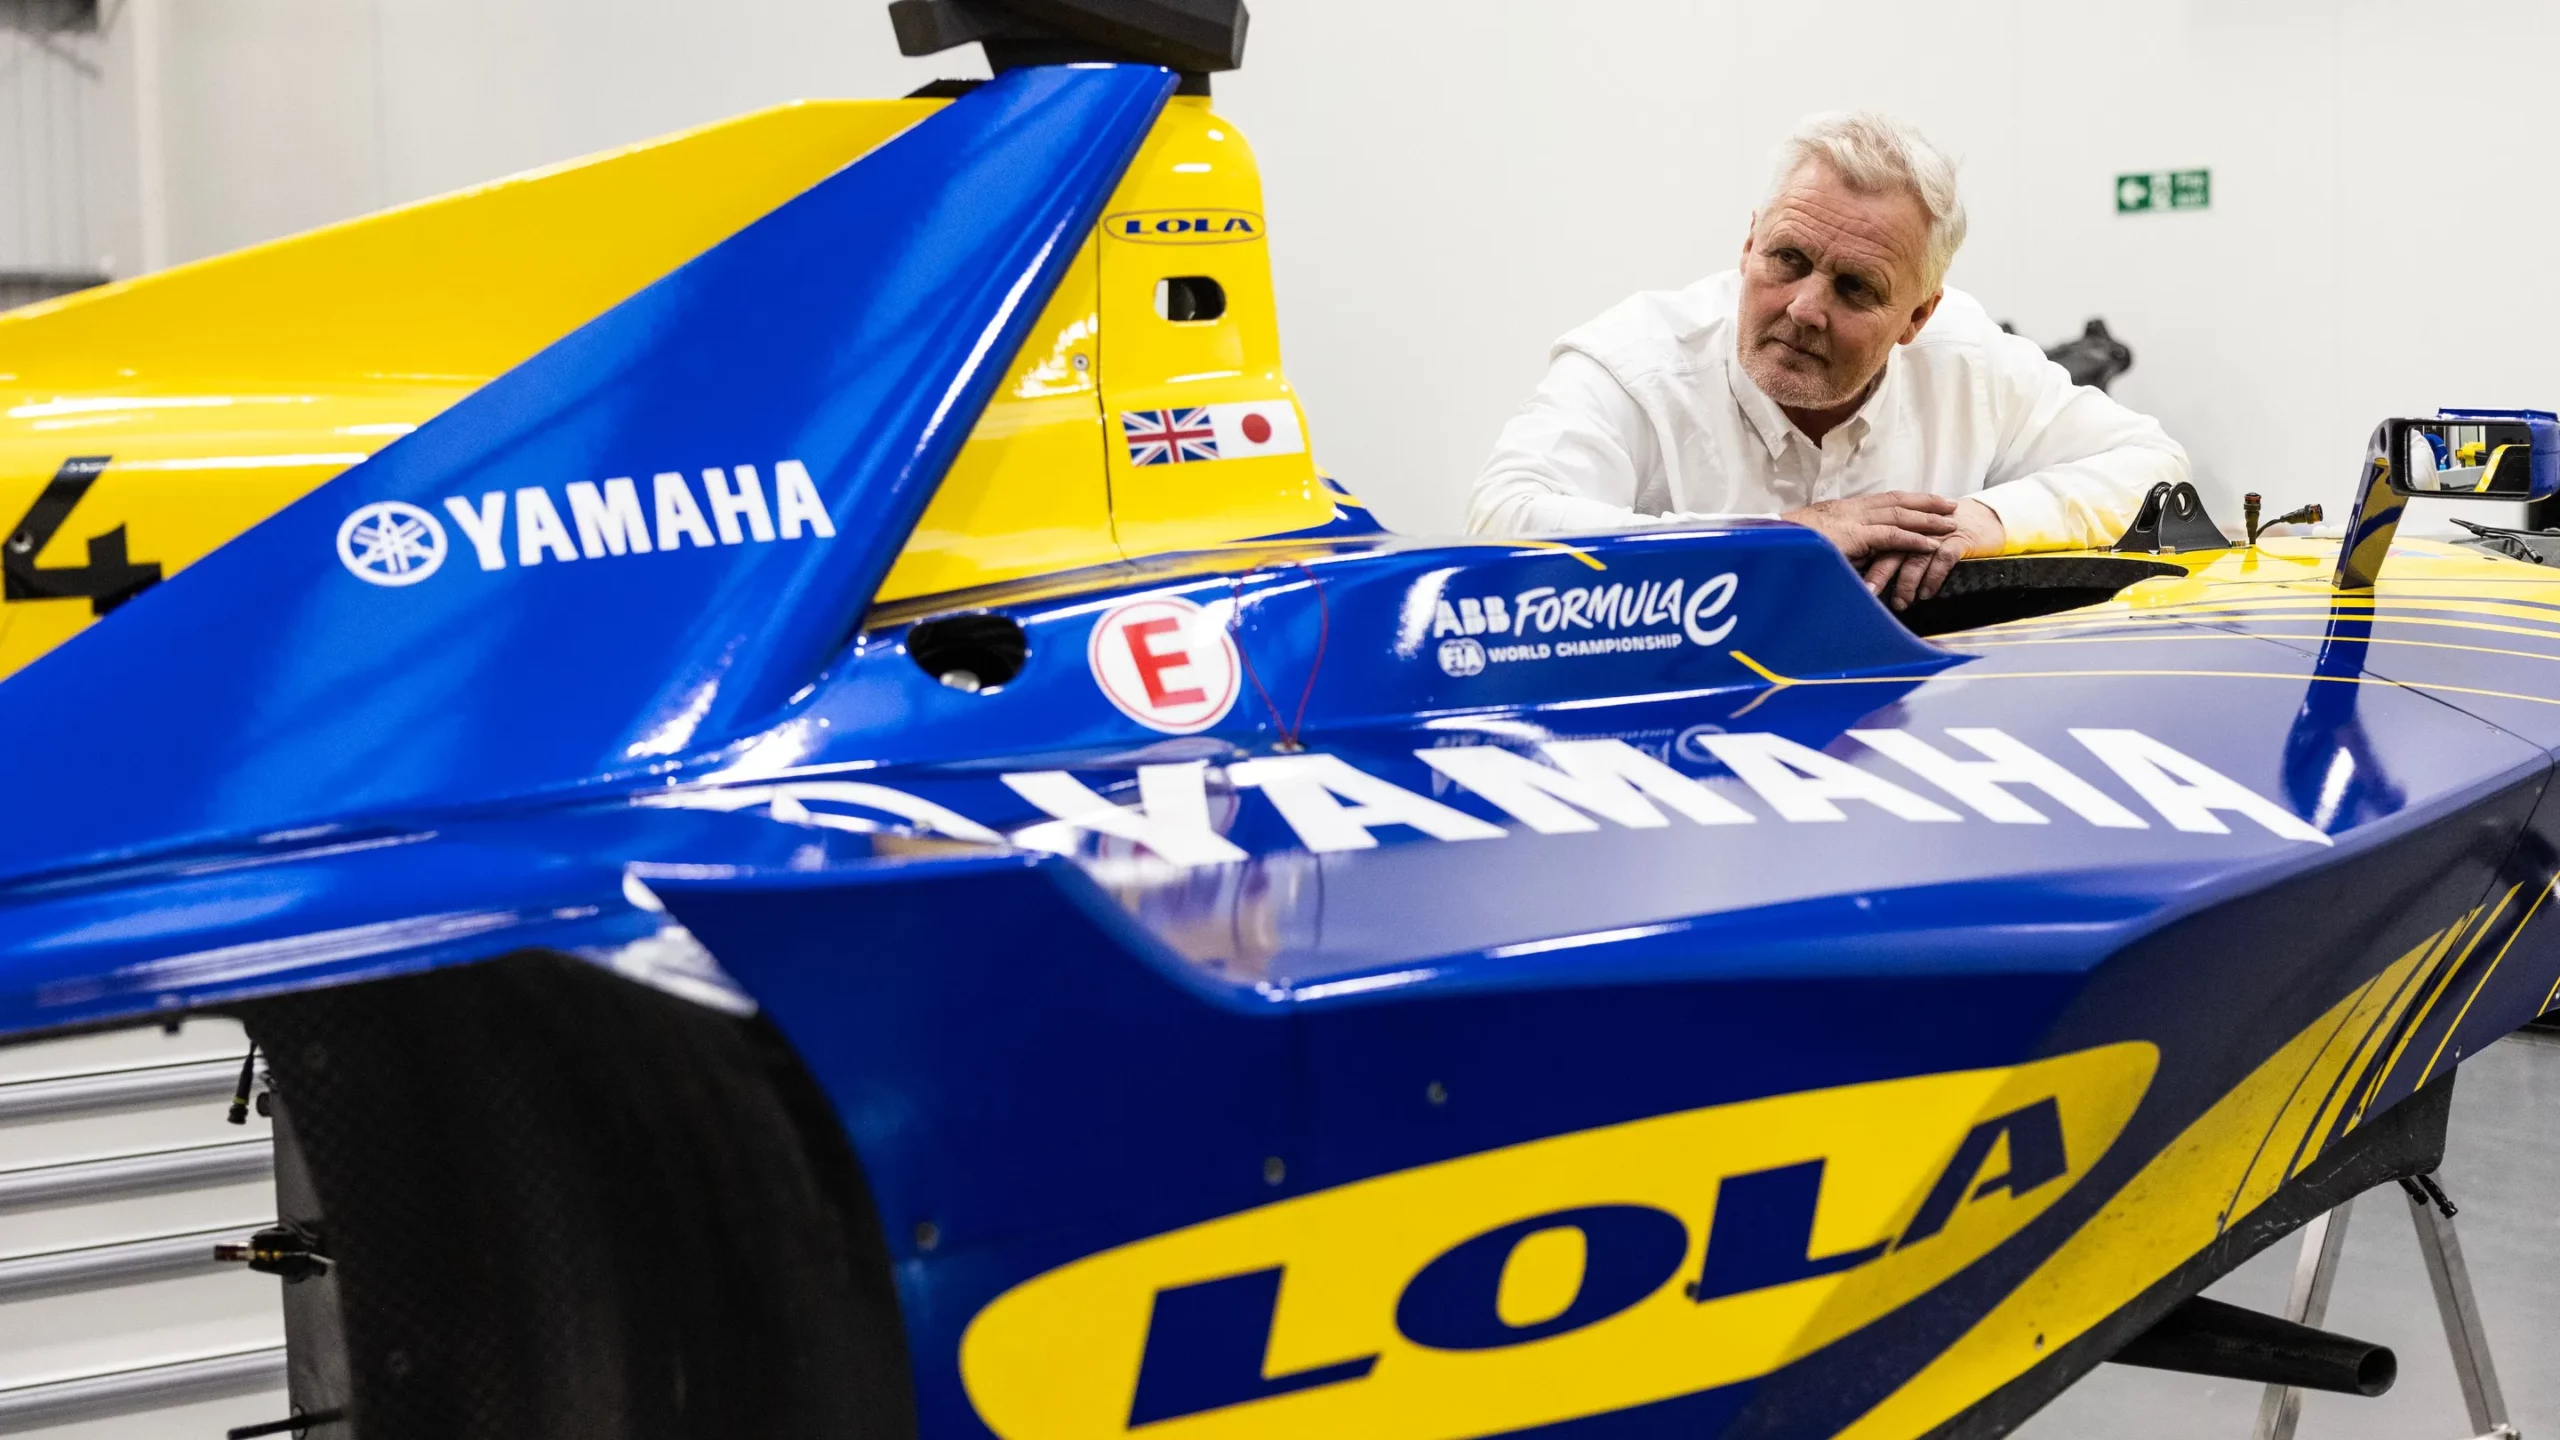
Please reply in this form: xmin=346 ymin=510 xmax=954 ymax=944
xmin=1769 ymin=248 xmax=1810 ymax=276
xmin=1835 ymin=275 xmax=1871 ymax=302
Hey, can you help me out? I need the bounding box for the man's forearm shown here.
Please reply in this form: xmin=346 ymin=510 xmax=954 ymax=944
xmin=1466 ymin=473 xmax=1660 ymax=535
xmin=1979 ymin=354 xmax=2193 ymax=552
xmin=1468 ymin=350 xmax=1667 ymax=536
xmin=1974 ymin=442 xmax=2188 ymax=552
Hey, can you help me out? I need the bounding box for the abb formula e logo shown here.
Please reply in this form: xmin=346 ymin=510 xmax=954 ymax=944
xmin=1426 ymin=571 xmax=1740 ymax=672
xmin=1088 ymin=596 xmax=1241 ymax=735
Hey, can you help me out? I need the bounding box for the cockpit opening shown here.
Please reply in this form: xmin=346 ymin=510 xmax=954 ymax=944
xmin=1894 ymin=556 xmax=2185 ymax=637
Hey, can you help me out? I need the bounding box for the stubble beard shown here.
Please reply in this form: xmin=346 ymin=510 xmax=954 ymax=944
xmin=1739 ymin=325 xmax=1860 ymax=411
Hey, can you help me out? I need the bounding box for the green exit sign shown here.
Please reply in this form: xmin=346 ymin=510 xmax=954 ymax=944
xmin=2117 ymin=169 xmax=2210 ymax=212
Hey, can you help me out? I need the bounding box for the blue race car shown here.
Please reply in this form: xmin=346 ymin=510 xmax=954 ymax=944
xmin=1 ymin=4 xmax=2556 ymax=1437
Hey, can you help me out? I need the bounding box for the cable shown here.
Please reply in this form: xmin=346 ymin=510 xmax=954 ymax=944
xmin=225 ymin=1041 xmax=257 ymax=1125
xmin=1227 ymin=562 xmax=1328 ymax=752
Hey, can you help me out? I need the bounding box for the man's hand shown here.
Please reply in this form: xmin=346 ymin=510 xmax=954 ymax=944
xmin=1780 ymin=491 xmax=1960 ymax=566
xmin=1860 ymin=498 xmax=2007 ymax=610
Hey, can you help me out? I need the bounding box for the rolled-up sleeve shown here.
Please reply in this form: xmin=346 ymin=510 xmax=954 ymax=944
xmin=1971 ymin=336 xmax=2190 ymax=553
xmin=1467 ymin=352 xmax=1666 ymax=534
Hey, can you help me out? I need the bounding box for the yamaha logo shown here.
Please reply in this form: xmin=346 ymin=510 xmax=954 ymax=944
xmin=336 ymin=501 xmax=448 ymax=586
xmin=333 ymin=459 xmax=834 ymax=586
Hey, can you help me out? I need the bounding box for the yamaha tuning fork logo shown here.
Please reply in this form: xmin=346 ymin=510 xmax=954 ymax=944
xmin=336 ymin=501 xmax=448 ymax=587
xmin=335 ymin=459 xmax=834 ymax=586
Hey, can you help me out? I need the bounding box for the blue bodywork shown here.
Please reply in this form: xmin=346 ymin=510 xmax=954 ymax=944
xmin=0 ymin=63 xmax=1174 ymax=878
xmin=4 ymin=64 xmax=2560 ymax=1440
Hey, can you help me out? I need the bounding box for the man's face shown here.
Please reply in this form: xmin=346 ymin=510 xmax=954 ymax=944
xmin=1737 ymin=160 xmax=1941 ymax=412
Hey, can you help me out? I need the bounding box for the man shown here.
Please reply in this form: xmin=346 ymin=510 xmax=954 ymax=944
xmin=1468 ymin=112 xmax=2188 ymax=608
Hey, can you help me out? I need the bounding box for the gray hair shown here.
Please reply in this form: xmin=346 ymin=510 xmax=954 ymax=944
xmin=1766 ymin=111 xmax=1967 ymax=294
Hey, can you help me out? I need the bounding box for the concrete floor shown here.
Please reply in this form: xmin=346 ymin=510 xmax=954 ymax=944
xmin=2017 ymin=1028 xmax=2560 ymax=1440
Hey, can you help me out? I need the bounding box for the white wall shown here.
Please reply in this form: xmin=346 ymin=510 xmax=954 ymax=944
xmin=1222 ymin=0 xmax=2560 ymax=531
xmin=141 ymin=0 xmax=976 ymax=261
xmin=0 ymin=9 xmax=132 ymax=278
xmin=25 ymin=0 xmax=2560 ymax=534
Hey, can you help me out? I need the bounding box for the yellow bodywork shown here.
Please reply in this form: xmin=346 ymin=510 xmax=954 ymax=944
xmin=0 ymin=93 xmax=1328 ymax=680
xmin=1840 ymin=900 xmax=2506 ymax=1438
xmin=961 ymin=1043 xmax=2156 ymax=1440
xmin=14 ymin=80 xmax=2551 ymax=1440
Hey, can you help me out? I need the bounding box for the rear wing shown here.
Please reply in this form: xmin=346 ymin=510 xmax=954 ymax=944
xmin=0 ymin=65 xmax=1175 ymax=883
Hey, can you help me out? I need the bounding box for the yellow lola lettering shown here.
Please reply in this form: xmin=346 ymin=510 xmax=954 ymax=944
xmin=959 ymin=1044 xmax=2156 ymax=1440
xmin=1103 ymin=208 xmax=1266 ymax=245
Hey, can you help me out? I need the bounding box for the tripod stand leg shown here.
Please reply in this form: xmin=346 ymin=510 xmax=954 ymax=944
xmin=2253 ymin=1199 xmax=2356 ymax=1440
xmin=2403 ymin=1176 xmax=2512 ymax=1437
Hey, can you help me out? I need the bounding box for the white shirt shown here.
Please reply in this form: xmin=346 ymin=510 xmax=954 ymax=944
xmin=1467 ymin=271 xmax=2188 ymax=551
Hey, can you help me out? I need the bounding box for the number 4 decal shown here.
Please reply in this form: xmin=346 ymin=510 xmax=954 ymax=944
xmin=3 ymin=455 xmax=162 ymax=614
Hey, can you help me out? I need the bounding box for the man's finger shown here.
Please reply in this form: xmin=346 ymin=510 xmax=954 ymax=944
xmin=1829 ymin=519 xmax=1880 ymax=563
xmin=1903 ymin=538 xmax=1967 ymax=608
xmin=1890 ymin=546 xmax=1928 ymax=609
xmin=1875 ymin=491 xmax=1958 ymax=515
xmin=1855 ymin=524 xmax=1949 ymax=557
xmin=1880 ymin=507 xmax=1960 ymax=535
xmin=1863 ymin=553 xmax=1903 ymax=596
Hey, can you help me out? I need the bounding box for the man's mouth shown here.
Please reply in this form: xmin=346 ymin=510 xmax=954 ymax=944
xmin=1763 ymin=336 xmax=1826 ymax=366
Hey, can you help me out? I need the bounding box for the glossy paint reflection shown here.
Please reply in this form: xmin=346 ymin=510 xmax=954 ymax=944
xmin=0 ymin=65 xmax=1177 ymax=883
xmin=2283 ymin=608 xmax=2407 ymax=833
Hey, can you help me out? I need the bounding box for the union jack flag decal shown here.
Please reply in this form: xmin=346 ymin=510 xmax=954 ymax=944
xmin=1121 ymin=408 xmax=1220 ymax=466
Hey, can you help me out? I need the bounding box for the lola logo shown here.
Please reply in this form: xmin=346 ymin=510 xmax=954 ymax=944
xmin=1104 ymin=208 xmax=1264 ymax=245
xmin=958 ymin=1044 xmax=2155 ymax=1440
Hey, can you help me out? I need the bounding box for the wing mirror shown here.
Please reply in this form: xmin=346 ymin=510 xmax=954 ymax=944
xmin=2335 ymin=408 xmax=2558 ymax=588
xmin=2386 ymin=413 xmax=2555 ymax=499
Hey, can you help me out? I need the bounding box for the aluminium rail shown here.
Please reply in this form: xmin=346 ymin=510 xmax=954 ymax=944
xmin=0 ymin=1137 xmax=273 ymax=1212
xmin=0 ymin=1346 xmax=287 ymax=1433
xmin=0 ymin=1223 xmax=266 ymax=1302
xmin=0 ymin=1057 xmax=244 ymax=1123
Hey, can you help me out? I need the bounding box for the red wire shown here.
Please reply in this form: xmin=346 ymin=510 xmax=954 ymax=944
xmin=1228 ymin=563 xmax=1328 ymax=750
xmin=1289 ymin=562 xmax=1329 ymax=744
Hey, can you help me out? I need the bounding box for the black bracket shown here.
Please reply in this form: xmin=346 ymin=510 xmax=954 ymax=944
xmin=2398 ymin=1172 xmax=2460 ymax=1218
xmin=889 ymin=0 xmax=1246 ymax=82
xmin=214 ymin=1222 xmax=332 ymax=1283
xmin=2451 ymin=516 xmax=2560 ymax=566
xmin=227 ymin=1407 xmax=346 ymax=1439
xmin=2109 ymin=481 xmax=2231 ymax=554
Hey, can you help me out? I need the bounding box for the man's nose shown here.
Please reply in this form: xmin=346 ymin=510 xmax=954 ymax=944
xmin=1785 ymin=282 xmax=1827 ymax=329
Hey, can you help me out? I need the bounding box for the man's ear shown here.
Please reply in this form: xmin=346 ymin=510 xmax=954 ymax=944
xmin=1897 ymin=290 xmax=1944 ymax=345
xmin=1740 ymin=212 xmax=1759 ymax=263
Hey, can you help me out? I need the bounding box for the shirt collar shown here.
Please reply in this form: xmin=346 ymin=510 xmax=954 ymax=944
xmin=1726 ymin=340 xmax=1902 ymax=456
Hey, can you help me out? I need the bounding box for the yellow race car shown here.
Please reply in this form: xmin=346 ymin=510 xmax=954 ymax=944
xmin=0 ymin=6 xmax=2553 ymax=1440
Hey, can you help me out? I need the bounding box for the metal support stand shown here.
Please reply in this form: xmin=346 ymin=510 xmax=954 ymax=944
xmin=2250 ymin=1176 xmax=2518 ymax=1440
xmin=2402 ymin=1178 xmax=2515 ymax=1440
xmin=2254 ymin=1198 xmax=2355 ymax=1440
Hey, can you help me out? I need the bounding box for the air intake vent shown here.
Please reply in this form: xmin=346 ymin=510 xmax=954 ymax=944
xmin=906 ymin=612 xmax=1030 ymax=693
